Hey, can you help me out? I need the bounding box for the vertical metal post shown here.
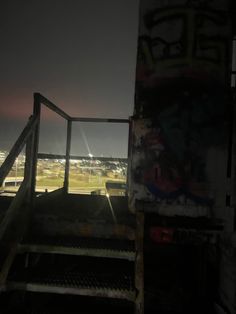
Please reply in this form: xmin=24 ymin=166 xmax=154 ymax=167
xmin=22 ymin=130 xmax=35 ymax=238
xmin=231 ymin=91 xmax=236 ymax=231
xmin=135 ymin=210 xmax=144 ymax=314
xmin=226 ymin=38 xmax=236 ymax=231
xmin=64 ymin=120 xmax=72 ymax=193
xmin=24 ymin=130 xmax=34 ymax=199
xmin=126 ymin=118 xmax=132 ymax=192
xmin=22 ymin=94 xmax=40 ymax=239
xmin=29 ymin=93 xmax=41 ymax=202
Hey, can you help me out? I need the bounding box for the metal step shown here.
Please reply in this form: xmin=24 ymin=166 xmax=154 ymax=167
xmin=18 ymin=236 xmax=136 ymax=261
xmin=5 ymin=253 xmax=136 ymax=302
xmin=6 ymin=281 xmax=136 ymax=301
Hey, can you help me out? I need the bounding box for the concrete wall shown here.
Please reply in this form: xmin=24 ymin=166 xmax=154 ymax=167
xmin=129 ymin=0 xmax=232 ymax=220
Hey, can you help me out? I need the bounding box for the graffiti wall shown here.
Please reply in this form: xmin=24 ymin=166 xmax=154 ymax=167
xmin=129 ymin=0 xmax=231 ymax=213
xmin=135 ymin=1 xmax=231 ymax=116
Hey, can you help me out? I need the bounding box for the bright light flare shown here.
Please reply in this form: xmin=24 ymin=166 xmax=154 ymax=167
xmin=106 ymin=193 xmax=117 ymax=224
xmin=79 ymin=125 xmax=93 ymax=157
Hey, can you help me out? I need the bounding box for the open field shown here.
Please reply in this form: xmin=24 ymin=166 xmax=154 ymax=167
xmin=1 ymin=157 xmax=127 ymax=195
xmin=2 ymin=173 xmax=126 ymax=195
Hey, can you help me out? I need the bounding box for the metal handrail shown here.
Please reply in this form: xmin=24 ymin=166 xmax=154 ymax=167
xmin=0 ymin=93 xmax=130 ymax=192
xmin=35 ymin=93 xmax=71 ymax=120
xmin=0 ymin=93 xmax=131 ymax=284
xmin=0 ymin=115 xmax=39 ymax=186
xmin=0 ymin=112 xmax=39 ymax=284
xmin=33 ymin=93 xmax=130 ymax=192
xmin=34 ymin=92 xmax=129 ymax=123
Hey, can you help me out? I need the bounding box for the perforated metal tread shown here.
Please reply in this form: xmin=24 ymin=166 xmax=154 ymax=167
xmin=6 ymin=254 xmax=136 ymax=301
xmin=19 ymin=236 xmax=136 ymax=261
xmin=6 ymin=281 xmax=136 ymax=301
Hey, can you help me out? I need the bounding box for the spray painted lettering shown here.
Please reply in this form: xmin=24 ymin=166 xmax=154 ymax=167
xmin=136 ymin=7 xmax=230 ymax=101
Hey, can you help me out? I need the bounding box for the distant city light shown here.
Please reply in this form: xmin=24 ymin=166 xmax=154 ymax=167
xmin=0 ymin=149 xmax=128 ymax=195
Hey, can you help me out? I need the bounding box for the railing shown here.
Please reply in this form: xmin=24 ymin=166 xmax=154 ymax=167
xmin=1 ymin=93 xmax=130 ymax=195
xmin=34 ymin=93 xmax=130 ymax=194
xmin=0 ymin=113 xmax=40 ymax=242
xmin=0 ymin=114 xmax=39 ymax=186
xmin=0 ymin=102 xmax=40 ymax=283
xmin=0 ymin=93 xmax=130 ymax=283
xmin=0 ymin=92 xmax=130 ymax=226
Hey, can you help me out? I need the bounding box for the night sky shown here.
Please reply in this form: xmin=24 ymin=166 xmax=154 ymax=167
xmin=0 ymin=0 xmax=139 ymax=157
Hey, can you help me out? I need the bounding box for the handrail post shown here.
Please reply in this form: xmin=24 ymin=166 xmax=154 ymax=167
xmin=135 ymin=210 xmax=144 ymax=314
xmin=0 ymin=115 xmax=38 ymax=186
xmin=28 ymin=93 xmax=41 ymax=202
xmin=64 ymin=120 xmax=72 ymax=193
xmin=126 ymin=118 xmax=132 ymax=190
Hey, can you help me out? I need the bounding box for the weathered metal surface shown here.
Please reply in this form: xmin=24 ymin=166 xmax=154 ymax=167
xmin=0 ymin=181 xmax=29 ymax=242
xmin=0 ymin=181 xmax=31 ymax=286
xmin=14 ymin=297 xmax=134 ymax=314
xmin=135 ymin=212 xmax=144 ymax=314
xmin=19 ymin=236 xmax=135 ymax=261
xmin=0 ymin=245 xmax=18 ymax=285
xmin=19 ymin=244 xmax=135 ymax=261
xmin=22 ymin=235 xmax=135 ymax=252
xmin=0 ymin=89 xmax=141 ymax=312
xmin=6 ymin=281 xmax=136 ymax=301
xmin=31 ymin=194 xmax=135 ymax=239
xmin=30 ymin=218 xmax=136 ymax=240
xmin=28 ymin=96 xmax=41 ymax=203
xmin=0 ymin=106 xmax=40 ymax=285
xmin=6 ymin=253 xmax=136 ymax=301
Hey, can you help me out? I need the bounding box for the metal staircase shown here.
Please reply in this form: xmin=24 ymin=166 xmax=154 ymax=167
xmin=6 ymin=236 xmax=136 ymax=302
xmin=0 ymin=94 xmax=144 ymax=313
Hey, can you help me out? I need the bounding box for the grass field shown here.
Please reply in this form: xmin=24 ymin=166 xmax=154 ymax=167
xmin=2 ymin=159 xmax=127 ymax=195
xmin=35 ymin=172 xmax=126 ymax=193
